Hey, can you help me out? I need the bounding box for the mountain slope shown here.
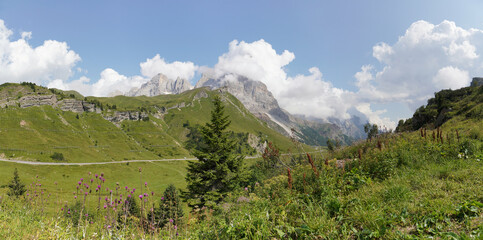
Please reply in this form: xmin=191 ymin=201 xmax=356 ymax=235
xmin=0 ymin=83 xmax=306 ymax=163
xmin=396 ymin=84 xmax=482 ymax=132
xmin=195 ymin=73 xmax=360 ymax=145
xmin=126 ymin=73 xmax=192 ymax=96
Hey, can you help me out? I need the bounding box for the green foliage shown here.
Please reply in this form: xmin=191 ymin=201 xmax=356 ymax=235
xmin=152 ymin=184 xmax=183 ymax=228
xmin=7 ymin=168 xmax=26 ymax=198
xmin=397 ymin=85 xmax=482 ymax=131
xmin=62 ymin=201 xmax=90 ymax=226
xmin=185 ymin=122 xmax=256 ymax=155
xmin=364 ymin=123 xmax=378 ymax=140
xmin=326 ymin=139 xmax=334 ymax=151
xmin=183 ymin=95 xmax=245 ymax=208
xmin=50 ymin=152 xmax=65 ymax=161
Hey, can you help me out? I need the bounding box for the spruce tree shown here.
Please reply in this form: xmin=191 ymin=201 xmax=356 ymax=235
xmin=7 ymin=168 xmax=26 ymax=198
xmin=183 ymin=95 xmax=244 ymax=208
xmin=153 ymin=184 xmax=183 ymax=228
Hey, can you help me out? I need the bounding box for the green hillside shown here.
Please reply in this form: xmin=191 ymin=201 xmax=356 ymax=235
xmin=396 ymin=84 xmax=482 ymax=132
xmin=0 ymin=83 xmax=307 ymax=163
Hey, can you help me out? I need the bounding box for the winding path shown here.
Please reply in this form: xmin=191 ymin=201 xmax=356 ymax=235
xmin=0 ymin=151 xmax=323 ymax=166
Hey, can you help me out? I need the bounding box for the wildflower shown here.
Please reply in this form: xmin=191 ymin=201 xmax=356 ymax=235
xmin=139 ymin=195 xmax=143 ymax=199
xmin=125 ymin=186 xmax=128 ymax=190
xmin=174 ymin=225 xmax=177 ymax=230
xmin=128 ymin=195 xmax=131 ymax=198
xmin=95 ymin=174 xmax=98 ymax=178
xmin=161 ymin=197 xmax=164 ymax=200
xmin=151 ymin=191 xmax=154 ymax=196
xmin=145 ymin=182 xmax=148 ymax=186
xmin=169 ymin=219 xmax=174 ymax=223
xmin=104 ymin=205 xmax=107 ymax=209
xmin=85 ymin=192 xmax=88 ymax=195
xmin=88 ymin=172 xmax=91 ymax=175
xmin=68 ymin=211 xmax=70 ymax=214
xmin=85 ymin=214 xmax=88 ymax=217
xmin=74 ymin=196 xmax=77 ymax=199
xmin=80 ymin=178 xmax=83 ymax=182
xmin=139 ymin=167 xmax=142 ymax=172
xmin=132 ymin=188 xmax=136 ymax=192
xmin=90 ymin=179 xmax=93 ymax=183
xmin=244 ymin=187 xmax=248 ymax=191
xmin=101 ymin=173 xmax=104 ymax=177
xmin=78 ymin=181 xmax=81 ymax=185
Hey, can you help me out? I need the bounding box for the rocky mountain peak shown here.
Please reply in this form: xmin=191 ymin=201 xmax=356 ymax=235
xmin=126 ymin=73 xmax=192 ymax=96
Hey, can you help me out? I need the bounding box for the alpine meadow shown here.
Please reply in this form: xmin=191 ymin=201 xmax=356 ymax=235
xmin=1 ymin=2 xmax=483 ymax=239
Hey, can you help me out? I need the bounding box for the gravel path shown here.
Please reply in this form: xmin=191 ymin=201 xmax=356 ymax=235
xmin=0 ymin=151 xmax=323 ymax=166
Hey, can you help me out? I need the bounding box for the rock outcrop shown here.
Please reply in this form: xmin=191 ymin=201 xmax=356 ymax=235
xmin=0 ymin=93 xmax=102 ymax=114
xmin=103 ymin=111 xmax=149 ymax=123
xmin=19 ymin=94 xmax=58 ymax=108
xmin=195 ymin=73 xmax=359 ymax=145
xmin=196 ymin=73 xmax=296 ymax=136
xmin=126 ymin=73 xmax=192 ymax=96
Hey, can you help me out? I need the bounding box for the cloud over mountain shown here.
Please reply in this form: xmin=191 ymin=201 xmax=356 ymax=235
xmin=212 ymin=39 xmax=354 ymax=120
xmin=1 ymin=18 xmax=482 ymax=130
xmin=140 ymin=54 xmax=198 ymax=81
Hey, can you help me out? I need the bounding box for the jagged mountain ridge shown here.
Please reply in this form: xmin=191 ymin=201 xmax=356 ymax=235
xmin=126 ymin=73 xmax=192 ymax=96
xmin=195 ymin=73 xmax=362 ymax=145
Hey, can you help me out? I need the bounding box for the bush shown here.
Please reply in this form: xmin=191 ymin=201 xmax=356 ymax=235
xmin=151 ymin=184 xmax=183 ymax=228
xmin=7 ymin=168 xmax=26 ymax=198
xmin=50 ymin=152 xmax=65 ymax=161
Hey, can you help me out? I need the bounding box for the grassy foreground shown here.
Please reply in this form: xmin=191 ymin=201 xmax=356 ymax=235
xmin=1 ymin=118 xmax=481 ymax=239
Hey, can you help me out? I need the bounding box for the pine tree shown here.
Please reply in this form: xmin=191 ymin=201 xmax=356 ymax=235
xmin=7 ymin=168 xmax=26 ymax=198
xmin=153 ymin=184 xmax=183 ymax=228
xmin=183 ymin=95 xmax=244 ymax=208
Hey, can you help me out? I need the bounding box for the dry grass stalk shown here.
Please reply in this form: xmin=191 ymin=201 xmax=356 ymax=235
xmin=306 ymin=153 xmax=318 ymax=176
xmin=287 ymin=168 xmax=293 ymax=190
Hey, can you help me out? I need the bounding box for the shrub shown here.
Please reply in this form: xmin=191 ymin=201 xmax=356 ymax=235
xmin=7 ymin=168 xmax=27 ymax=198
xmin=50 ymin=152 xmax=65 ymax=161
xmin=152 ymin=184 xmax=184 ymax=228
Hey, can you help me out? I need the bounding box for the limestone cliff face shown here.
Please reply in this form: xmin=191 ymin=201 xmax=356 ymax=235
xmin=196 ymin=73 xmax=296 ymax=136
xmin=195 ymin=73 xmax=362 ymax=145
xmin=126 ymin=73 xmax=192 ymax=96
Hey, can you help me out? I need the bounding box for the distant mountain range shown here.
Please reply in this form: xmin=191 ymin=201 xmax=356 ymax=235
xmin=126 ymin=73 xmax=366 ymax=146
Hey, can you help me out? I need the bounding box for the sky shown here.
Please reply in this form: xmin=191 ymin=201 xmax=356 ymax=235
xmin=1 ymin=0 xmax=483 ymax=129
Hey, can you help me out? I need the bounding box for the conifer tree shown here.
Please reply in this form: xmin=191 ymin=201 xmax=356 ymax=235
xmin=183 ymin=95 xmax=244 ymax=208
xmin=153 ymin=184 xmax=183 ymax=228
xmin=7 ymin=168 xmax=26 ymax=198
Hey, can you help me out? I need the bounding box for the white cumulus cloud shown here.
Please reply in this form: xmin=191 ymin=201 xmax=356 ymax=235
xmin=140 ymin=54 xmax=198 ymax=81
xmin=48 ymin=69 xmax=146 ymax=97
xmin=0 ymin=19 xmax=81 ymax=86
xmin=356 ymin=20 xmax=483 ymax=109
xmin=212 ymin=39 xmax=355 ymax=120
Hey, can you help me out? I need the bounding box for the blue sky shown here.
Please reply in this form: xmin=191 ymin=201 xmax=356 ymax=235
xmin=1 ymin=0 xmax=483 ymax=128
